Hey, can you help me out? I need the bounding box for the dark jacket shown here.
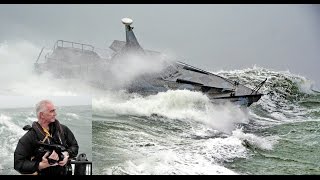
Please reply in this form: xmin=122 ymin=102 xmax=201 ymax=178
xmin=14 ymin=119 xmax=79 ymax=175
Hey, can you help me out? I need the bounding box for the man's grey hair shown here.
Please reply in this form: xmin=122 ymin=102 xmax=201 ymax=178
xmin=36 ymin=100 xmax=53 ymax=119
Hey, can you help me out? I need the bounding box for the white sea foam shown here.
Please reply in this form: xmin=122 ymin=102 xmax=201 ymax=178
xmin=103 ymin=149 xmax=238 ymax=175
xmin=66 ymin=113 xmax=80 ymax=120
xmin=232 ymin=128 xmax=279 ymax=151
xmin=93 ymin=89 xmax=249 ymax=134
xmin=0 ymin=114 xmax=24 ymax=137
xmin=0 ymin=113 xmax=25 ymax=174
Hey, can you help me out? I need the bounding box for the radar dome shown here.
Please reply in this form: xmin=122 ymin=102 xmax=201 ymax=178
xmin=121 ymin=18 xmax=133 ymax=25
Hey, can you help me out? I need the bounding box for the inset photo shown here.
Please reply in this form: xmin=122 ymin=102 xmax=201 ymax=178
xmin=0 ymin=96 xmax=92 ymax=175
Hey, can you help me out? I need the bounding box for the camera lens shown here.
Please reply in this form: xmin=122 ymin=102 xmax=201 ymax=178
xmin=48 ymin=158 xmax=58 ymax=165
xmin=59 ymin=154 xmax=64 ymax=161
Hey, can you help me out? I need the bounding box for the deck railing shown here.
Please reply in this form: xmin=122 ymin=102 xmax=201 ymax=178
xmin=54 ymin=40 xmax=95 ymax=52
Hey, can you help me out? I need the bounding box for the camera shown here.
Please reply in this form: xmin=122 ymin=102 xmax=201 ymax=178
xmin=47 ymin=150 xmax=65 ymax=165
xmin=37 ymin=142 xmax=66 ymax=165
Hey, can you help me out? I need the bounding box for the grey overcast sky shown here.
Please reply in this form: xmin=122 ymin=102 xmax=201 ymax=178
xmin=0 ymin=96 xmax=92 ymax=109
xmin=1 ymin=4 xmax=319 ymax=88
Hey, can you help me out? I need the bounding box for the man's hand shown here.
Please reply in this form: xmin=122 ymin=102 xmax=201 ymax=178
xmin=58 ymin=151 xmax=69 ymax=166
xmin=38 ymin=151 xmax=58 ymax=170
xmin=48 ymin=150 xmax=59 ymax=162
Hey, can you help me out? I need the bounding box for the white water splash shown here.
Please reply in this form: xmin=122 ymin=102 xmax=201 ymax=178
xmin=93 ymin=89 xmax=248 ymax=134
xmin=232 ymin=128 xmax=279 ymax=151
xmin=0 ymin=114 xmax=25 ymax=137
xmin=66 ymin=113 xmax=80 ymax=120
xmin=103 ymin=149 xmax=238 ymax=175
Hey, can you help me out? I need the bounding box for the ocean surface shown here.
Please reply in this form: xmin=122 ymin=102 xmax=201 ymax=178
xmin=0 ymin=105 xmax=92 ymax=175
xmin=92 ymin=67 xmax=320 ymax=175
xmin=1 ymin=41 xmax=320 ymax=175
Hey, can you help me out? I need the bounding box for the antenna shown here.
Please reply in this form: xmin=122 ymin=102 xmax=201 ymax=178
xmin=121 ymin=18 xmax=133 ymax=26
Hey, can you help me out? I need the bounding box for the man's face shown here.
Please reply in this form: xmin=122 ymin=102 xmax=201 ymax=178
xmin=40 ymin=103 xmax=56 ymax=123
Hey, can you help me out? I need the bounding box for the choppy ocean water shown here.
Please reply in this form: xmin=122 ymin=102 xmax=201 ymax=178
xmin=1 ymin=41 xmax=319 ymax=175
xmin=92 ymin=67 xmax=320 ymax=175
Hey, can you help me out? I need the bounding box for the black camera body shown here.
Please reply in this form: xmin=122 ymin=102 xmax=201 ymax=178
xmin=37 ymin=142 xmax=66 ymax=165
xmin=46 ymin=151 xmax=65 ymax=165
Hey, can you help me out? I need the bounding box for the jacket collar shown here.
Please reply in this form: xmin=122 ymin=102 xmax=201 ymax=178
xmin=31 ymin=119 xmax=64 ymax=145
